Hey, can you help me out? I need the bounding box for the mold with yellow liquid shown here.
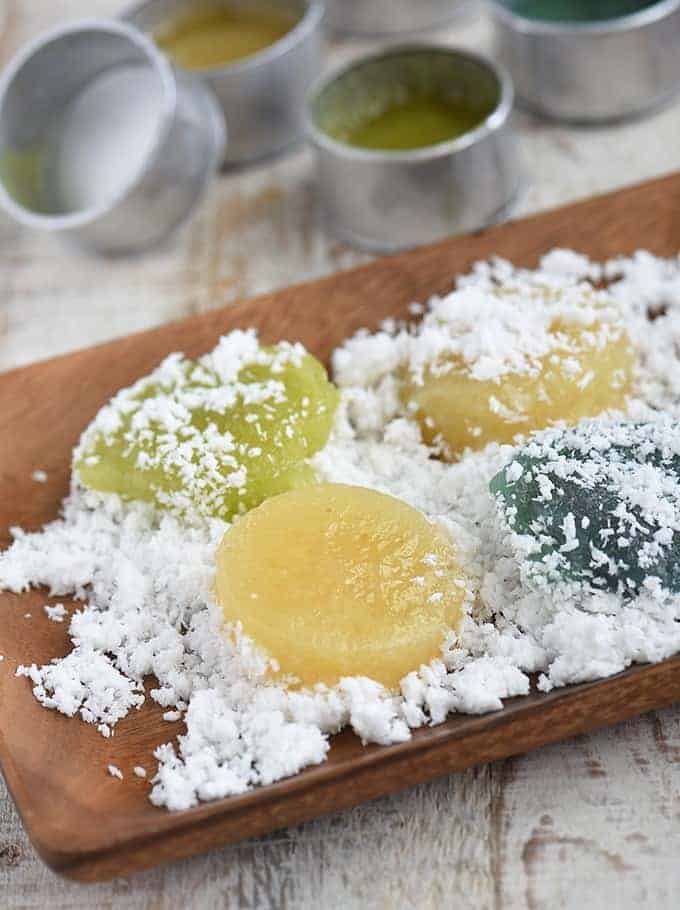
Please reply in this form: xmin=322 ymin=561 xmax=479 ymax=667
xmin=327 ymin=92 xmax=489 ymax=152
xmin=155 ymin=3 xmax=299 ymax=70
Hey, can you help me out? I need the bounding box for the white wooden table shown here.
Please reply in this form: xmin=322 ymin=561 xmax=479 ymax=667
xmin=2 ymin=3 xmax=680 ymax=907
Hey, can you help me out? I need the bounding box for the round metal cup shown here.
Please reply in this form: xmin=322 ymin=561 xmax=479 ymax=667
xmin=123 ymin=0 xmax=324 ymax=167
xmin=488 ymin=0 xmax=680 ymax=123
xmin=324 ymin=0 xmax=473 ymax=37
xmin=305 ymin=45 xmax=521 ymax=253
xmin=0 ymin=19 xmax=225 ymax=255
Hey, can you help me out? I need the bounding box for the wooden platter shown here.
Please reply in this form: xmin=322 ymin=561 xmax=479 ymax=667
xmin=3 ymin=172 xmax=680 ymax=883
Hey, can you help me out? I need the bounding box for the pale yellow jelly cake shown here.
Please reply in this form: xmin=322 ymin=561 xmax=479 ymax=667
xmin=215 ymin=483 xmax=468 ymax=689
xmin=404 ymin=314 xmax=635 ymax=457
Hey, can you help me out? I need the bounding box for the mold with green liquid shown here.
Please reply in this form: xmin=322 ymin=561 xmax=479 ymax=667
xmin=504 ymin=0 xmax=661 ymax=23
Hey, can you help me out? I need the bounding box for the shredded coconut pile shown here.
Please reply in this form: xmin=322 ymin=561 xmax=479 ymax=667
xmin=3 ymin=248 xmax=680 ymax=810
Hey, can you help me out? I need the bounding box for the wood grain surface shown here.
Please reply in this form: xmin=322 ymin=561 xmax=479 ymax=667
xmin=2 ymin=174 xmax=680 ymax=886
xmin=3 ymin=3 xmax=680 ymax=908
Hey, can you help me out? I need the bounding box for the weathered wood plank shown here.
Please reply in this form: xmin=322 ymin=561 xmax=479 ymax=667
xmin=498 ymin=709 xmax=680 ymax=909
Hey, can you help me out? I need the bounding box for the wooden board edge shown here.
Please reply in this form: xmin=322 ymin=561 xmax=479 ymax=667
xmin=33 ymin=655 xmax=680 ymax=882
xmin=4 ymin=167 xmax=680 ymax=882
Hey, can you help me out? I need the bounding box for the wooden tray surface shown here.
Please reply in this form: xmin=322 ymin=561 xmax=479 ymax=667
xmin=3 ymin=172 xmax=680 ymax=882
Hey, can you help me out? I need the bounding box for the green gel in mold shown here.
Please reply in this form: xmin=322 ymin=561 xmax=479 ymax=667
xmin=506 ymin=0 xmax=661 ymax=23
